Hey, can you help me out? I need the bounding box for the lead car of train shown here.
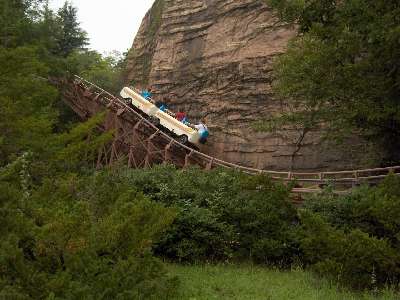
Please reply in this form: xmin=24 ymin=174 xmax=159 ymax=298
xmin=120 ymin=87 xmax=209 ymax=146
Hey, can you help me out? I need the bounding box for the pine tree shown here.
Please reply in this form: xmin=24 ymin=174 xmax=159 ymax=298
xmin=56 ymin=1 xmax=88 ymax=57
xmin=0 ymin=0 xmax=32 ymax=47
xmin=35 ymin=0 xmax=61 ymax=53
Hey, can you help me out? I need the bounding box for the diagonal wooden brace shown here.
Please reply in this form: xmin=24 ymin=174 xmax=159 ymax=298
xmin=206 ymin=158 xmax=214 ymax=170
xmin=134 ymin=119 xmax=143 ymax=130
xmin=184 ymin=150 xmax=194 ymax=168
xmin=117 ymin=108 xmax=126 ymax=116
xmin=83 ymin=89 xmax=93 ymax=98
xmin=164 ymin=140 xmax=174 ymax=164
xmin=93 ymin=92 xmax=104 ymax=102
xmin=148 ymin=130 xmax=160 ymax=141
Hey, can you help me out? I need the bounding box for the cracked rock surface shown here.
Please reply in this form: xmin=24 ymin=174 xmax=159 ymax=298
xmin=125 ymin=0 xmax=370 ymax=171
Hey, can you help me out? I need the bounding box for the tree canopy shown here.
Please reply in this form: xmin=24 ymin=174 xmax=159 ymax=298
xmin=266 ymin=0 xmax=400 ymax=164
xmin=0 ymin=0 xmax=126 ymax=169
xmin=56 ymin=1 xmax=88 ymax=57
xmin=0 ymin=2 xmax=179 ymax=298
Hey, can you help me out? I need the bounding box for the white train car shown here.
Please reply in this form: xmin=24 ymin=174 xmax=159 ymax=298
xmin=120 ymin=87 xmax=208 ymax=145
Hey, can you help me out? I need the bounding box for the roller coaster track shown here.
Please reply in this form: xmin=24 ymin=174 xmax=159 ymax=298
xmin=59 ymin=75 xmax=400 ymax=196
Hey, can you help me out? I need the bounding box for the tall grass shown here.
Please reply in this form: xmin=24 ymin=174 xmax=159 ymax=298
xmin=168 ymin=264 xmax=399 ymax=300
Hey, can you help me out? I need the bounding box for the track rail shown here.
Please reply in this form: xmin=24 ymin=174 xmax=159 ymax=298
xmin=58 ymin=75 xmax=400 ymax=195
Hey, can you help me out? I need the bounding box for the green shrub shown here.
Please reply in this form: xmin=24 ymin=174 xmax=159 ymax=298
xmin=0 ymin=166 xmax=178 ymax=299
xmin=157 ymin=205 xmax=235 ymax=261
xmin=119 ymin=165 xmax=299 ymax=264
xmin=211 ymin=173 xmax=300 ymax=265
xmin=301 ymin=175 xmax=400 ymax=288
xmin=304 ymin=174 xmax=400 ymax=248
xmin=299 ymin=210 xmax=400 ymax=289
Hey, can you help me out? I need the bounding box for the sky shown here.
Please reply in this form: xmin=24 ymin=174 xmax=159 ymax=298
xmin=50 ymin=0 xmax=155 ymax=54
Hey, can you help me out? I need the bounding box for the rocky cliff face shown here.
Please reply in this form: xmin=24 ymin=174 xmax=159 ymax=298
xmin=124 ymin=0 xmax=370 ymax=171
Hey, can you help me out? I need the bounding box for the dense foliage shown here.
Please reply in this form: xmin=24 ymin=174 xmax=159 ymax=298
xmin=0 ymin=160 xmax=178 ymax=299
xmin=301 ymin=175 xmax=400 ymax=289
xmin=111 ymin=165 xmax=299 ymax=264
xmin=0 ymin=0 xmax=126 ymax=149
xmin=304 ymin=175 xmax=400 ymax=247
xmin=56 ymin=1 xmax=88 ymax=57
xmin=1 ymin=0 xmax=400 ymax=296
xmin=0 ymin=1 xmax=176 ymax=298
xmin=265 ymin=0 xmax=400 ymax=164
xmin=299 ymin=211 xmax=400 ymax=290
xmin=97 ymin=165 xmax=400 ymax=290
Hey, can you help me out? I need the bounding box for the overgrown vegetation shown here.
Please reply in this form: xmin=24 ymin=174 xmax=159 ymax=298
xmin=0 ymin=161 xmax=178 ymax=299
xmin=2 ymin=158 xmax=400 ymax=296
xmin=0 ymin=1 xmax=175 ymax=298
xmin=169 ymin=264 xmax=398 ymax=300
xmin=109 ymin=166 xmax=400 ymax=291
xmin=107 ymin=166 xmax=299 ymax=265
xmin=264 ymin=0 xmax=400 ymax=165
xmin=1 ymin=0 xmax=400 ymax=298
xmin=302 ymin=176 xmax=400 ymax=289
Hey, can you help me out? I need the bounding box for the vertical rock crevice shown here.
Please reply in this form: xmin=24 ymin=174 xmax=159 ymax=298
xmin=125 ymin=0 xmax=165 ymax=87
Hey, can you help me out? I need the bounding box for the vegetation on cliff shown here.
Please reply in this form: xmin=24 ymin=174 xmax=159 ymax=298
xmin=266 ymin=0 xmax=400 ymax=165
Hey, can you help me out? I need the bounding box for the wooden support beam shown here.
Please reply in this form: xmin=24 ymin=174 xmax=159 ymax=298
xmin=206 ymin=158 xmax=214 ymax=170
xmin=93 ymin=92 xmax=104 ymax=102
xmin=184 ymin=150 xmax=194 ymax=168
xmin=164 ymin=140 xmax=174 ymax=164
xmin=83 ymin=89 xmax=92 ymax=98
xmin=117 ymin=108 xmax=126 ymax=116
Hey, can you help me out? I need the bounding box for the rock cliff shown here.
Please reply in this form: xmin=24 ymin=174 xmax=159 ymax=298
xmin=124 ymin=0 xmax=370 ymax=171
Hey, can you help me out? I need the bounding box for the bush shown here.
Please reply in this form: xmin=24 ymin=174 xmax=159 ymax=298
xmin=119 ymin=165 xmax=299 ymax=264
xmin=157 ymin=205 xmax=235 ymax=261
xmin=299 ymin=210 xmax=400 ymax=289
xmin=210 ymin=173 xmax=300 ymax=265
xmin=0 ymin=166 xmax=178 ymax=299
xmin=301 ymin=176 xmax=400 ymax=289
xmin=304 ymin=174 xmax=400 ymax=248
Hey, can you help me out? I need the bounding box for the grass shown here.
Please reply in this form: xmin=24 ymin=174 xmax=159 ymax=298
xmin=167 ymin=263 xmax=399 ymax=300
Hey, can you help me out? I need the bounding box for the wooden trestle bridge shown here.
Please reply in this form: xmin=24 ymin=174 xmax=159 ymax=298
xmin=59 ymin=75 xmax=400 ymax=196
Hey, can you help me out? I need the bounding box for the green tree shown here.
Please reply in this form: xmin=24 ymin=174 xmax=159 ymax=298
xmin=35 ymin=0 xmax=62 ymax=55
xmin=265 ymin=0 xmax=400 ymax=164
xmin=0 ymin=2 xmax=180 ymax=294
xmin=66 ymin=50 xmax=126 ymax=93
xmin=56 ymin=1 xmax=88 ymax=57
xmin=0 ymin=46 xmax=57 ymax=167
xmin=0 ymin=0 xmax=34 ymax=47
xmin=0 ymin=164 xmax=178 ymax=299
